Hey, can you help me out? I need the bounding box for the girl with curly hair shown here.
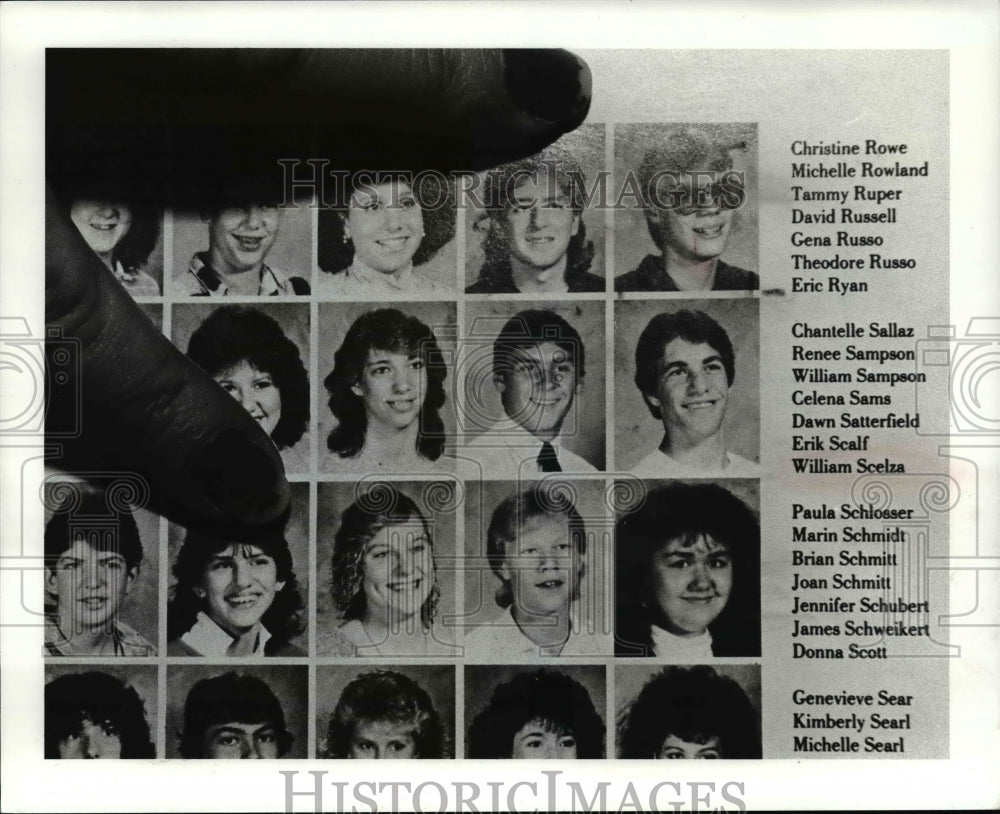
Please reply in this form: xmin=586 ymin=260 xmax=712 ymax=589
xmin=319 ymin=485 xmax=454 ymax=657
xmin=322 ymin=308 xmax=450 ymax=474
xmin=186 ymin=305 xmax=310 ymax=472
xmin=167 ymin=529 xmax=306 ymax=657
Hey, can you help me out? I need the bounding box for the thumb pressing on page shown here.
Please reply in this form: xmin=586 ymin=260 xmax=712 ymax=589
xmin=45 ymin=48 xmax=592 ymax=537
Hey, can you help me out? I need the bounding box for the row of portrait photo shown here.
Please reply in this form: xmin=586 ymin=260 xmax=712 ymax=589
xmin=45 ymin=662 xmax=762 ymax=760
xmin=43 ymin=478 xmax=760 ymax=662
xmin=55 ymin=122 xmax=759 ymax=300
xmin=132 ymin=297 xmax=758 ymax=477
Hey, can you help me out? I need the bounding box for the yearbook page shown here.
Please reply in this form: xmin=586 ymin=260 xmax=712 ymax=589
xmin=1 ymin=3 xmax=997 ymax=812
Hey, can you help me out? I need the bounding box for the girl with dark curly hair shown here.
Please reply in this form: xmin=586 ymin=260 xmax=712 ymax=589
xmin=46 ymin=671 xmax=155 ymax=759
xmin=322 ymin=308 xmax=450 ymax=474
xmin=167 ymin=529 xmax=306 ymax=657
xmin=319 ymin=485 xmax=455 ymax=657
xmin=615 ymin=482 xmax=760 ymax=658
xmin=617 ymin=666 xmax=761 ymax=759
xmin=315 ymin=175 xmax=455 ymax=297
xmin=325 ymin=670 xmax=448 ymax=759
xmin=186 ymin=305 xmax=310 ymax=472
xmin=468 ymin=668 xmax=605 ymax=759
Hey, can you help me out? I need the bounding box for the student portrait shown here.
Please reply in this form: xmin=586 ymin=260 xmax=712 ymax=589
xmin=462 ymin=479 xmax=610 ymax=659
xmin=614 ymin=298 xmax=759 ymax=474
xmin=465 ymin=125 xmax=605 ymax=295
xmin=316 ymin=480 xmax=459 ymax=657
xmin=317 ymin=665 xmax=455 ymax=759
xmin=319 ymin=301 xmax=457 ymax=475
xmin=461 ymin=301 xmax=606 ymax=475
xmin=614 ymin=479 xmax=760 ymax=659
xmin=166 ymin=482 xmax=310 ymax=657
xmin=172 ymin=302 xmax=311 ymax=474
xmin=465 ymin=665 xmax=606 ymax=759
xmin=615 ymin=664 xmax=761 ymax=759
xmin=43 ymin=482 xmax=158 ymax=657
xmin=316 ymin=172 xmax=457 ymax=298
xmin=167 ymin=665 xmax=307 ymax=759
xmin=45 ymin=665 xmax=158 ymax=759
xmin=170 ymin=199 xmax=312 ymax=296
xmin=614 ymin=122 xmax=758 ymax=293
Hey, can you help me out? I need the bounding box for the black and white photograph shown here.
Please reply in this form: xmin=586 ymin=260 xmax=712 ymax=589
xmin=318 ymin=301 xmax=458 ymax=475
xmin=614 ymin=122 xmax=758 ymax=293
xmin=464 ymin=664 xmax=607 ymax=759
xmin=615 ymin=663 xmax=762 ymax=759
xmin=44 ymin=664 xmax=158 ymax=759
xmin=614 ymin=298 xmax=759 ymax=475
xmin=166 ymin=482 xmax=310 ymax=657
xmin=316 ymin=664 xmax=455 ymax=758
xmin=166 ymin=665 xmax=307 ymax=759
xmin=6 ymin=10 xmax=998 ymax=812
xmin=171 ymin=302 xmax=311 ymax=474
xmin=465 ymin=125 xmax=605 ymax=295
xmin=614 ymin=479 xmax=760 ymax=659
xmin=315 ymin=172 xmax=458 ymax=298
xmin=316 ymin=480 xmax=460 ymax=658
xmin=169 ymin=203 xmax=312 ymax=297
xmin=460 ymin=300 xmax=606 ymax=476
xmin=461 ymin=479 xmax=611 ymax=659
xmin=42 ymin=481 xmax=158 ymax=657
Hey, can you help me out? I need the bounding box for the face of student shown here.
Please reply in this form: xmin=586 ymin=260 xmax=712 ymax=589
xmin=360 ymin=519 xmax=434 ymax=623
xmin=648 ymin=338 xmax=729 ymax=449
xmin=57 ymin=718 xmax=123 ymax=759
xmin=496 ymin=342 xmax=578 ymax=441
xmin=648 ymin=533 xmax=733 ymax=637
xmin=346 ymin=180 xmax=423 ymax=274
xmin=69 ymin=200 xmax=133 ymax=260
xmin=352 ymin=348 xmax=427 ymax=435
xmin=348 ymin=719 xmax=418 ymax=759
xmin=501 ymin=515 xmax=581 ymax=618
xmin=504 ymin=173 xmax=579 ymax=271
xmin=657 ymin=734 xmax=722 ymax=759
xmin=511 ymin=719 xmax=577 ymax=759
xmin=47 ymin=538 xmax=137 ymax=632
xmin=214 ymin=360 xmax=282 ymax=438
xmin=203 ymin=722 xmax=281 ymax=759
xmin=195 ymin=544 xmax=286 ymax=636
xmin=650 ymin=172 xmax=733 ymax=263
xmin=207 ymin=204 xmax=282 ymax=275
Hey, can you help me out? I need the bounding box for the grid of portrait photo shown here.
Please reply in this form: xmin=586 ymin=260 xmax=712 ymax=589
xmin=44 ymin=121 xmax=762 ymax=761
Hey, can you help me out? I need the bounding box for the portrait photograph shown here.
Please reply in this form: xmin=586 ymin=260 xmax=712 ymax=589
xmin=464 ymin=124 xmax=606 ymax=296
xmin=316 ymin=480 xmax=461 ymax=658
xmin=615 ymin=663 xmax=761 ymax=759
xmin=318 ymin=300 xmax=458 ymax=476
xmin=613 ymin=478 xmax=760 ymax=659
xmin=613 ymin=122 xmax=758 ymax=293
xmin=44 ymin=664 xmax=158 ymax=760
xmin=171 ymin=301 xmax=312 ymax=475
xmin=316 ymin=664 xmax=456 ymax=759
xmin=315 ymin=171 xmax=458 ymax=298
xmin=461 ymin=479 xmax=612 ymax=660
xmin=42 ymin=479 xmax=159 ymax=658
xmin=464 ymin=664 xmax=607 ymax=759
xmin=166 ymin=482 xmax=310 ymax=658
xmin=460 ymin=300 xmax=606 ymax=475
xmin=165 ymin=664 xmax=307 ymax=759
xmin=168 ymin=202 xmax=312 ymax=297
xmin=614 ymin=297 xmax=759 ymax=474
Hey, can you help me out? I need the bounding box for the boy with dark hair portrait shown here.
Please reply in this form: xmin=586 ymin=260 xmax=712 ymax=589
xmin=44 ymin=488 xmax=155 ymax=657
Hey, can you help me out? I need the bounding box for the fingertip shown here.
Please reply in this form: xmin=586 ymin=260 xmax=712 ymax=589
xmin=503 ymin=49 xmax=592 ymax=126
